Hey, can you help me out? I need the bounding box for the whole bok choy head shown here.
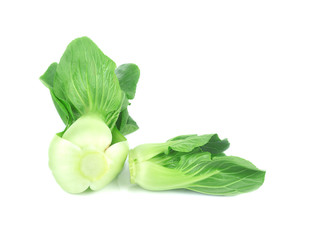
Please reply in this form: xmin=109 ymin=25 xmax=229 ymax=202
xmin=129 ymin=134 xmax=265 ymax=196
xmin=40 ymin=37 xmax=140 ymax=193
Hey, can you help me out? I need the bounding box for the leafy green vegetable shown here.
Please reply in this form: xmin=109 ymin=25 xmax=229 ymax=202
xmin=116 ymin=63 xmax=140 ymax=100
xmin=40 ymin=37 xmax=139 ymax=193
xmin=115 ymin=63 xmax=140 ymax=135
xmin=41 ymin=37 xmax=264 ymax=197
xmin=129 ymin=134 xmax=265 ymax=196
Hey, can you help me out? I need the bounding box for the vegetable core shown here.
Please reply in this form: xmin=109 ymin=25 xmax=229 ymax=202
xmin=80 ymin=152 xmax=108 ymax=181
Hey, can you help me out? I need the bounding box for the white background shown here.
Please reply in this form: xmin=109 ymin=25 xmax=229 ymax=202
xmin=1 ymin=1 xmax=308 ymax=239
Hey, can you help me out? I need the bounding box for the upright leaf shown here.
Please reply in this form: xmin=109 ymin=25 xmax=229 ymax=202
xmin=40 ymin=62 xmax=74 ymax=126
xmin=115 ymin=63 xmax=140 ymax=135
xmin=53 ymin=37 xmax=123 ymax=128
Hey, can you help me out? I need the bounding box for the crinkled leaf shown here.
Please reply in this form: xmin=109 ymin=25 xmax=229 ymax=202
xmin=116 ymin=63 xmax=140 ymax=100
xmin=168 ymin=134 xmax=229 ymax=154
xmin=116 ymin=108 xmax=139 ymax=135
xmin=169 ymin=134 xmax=215 ymax=152
xmin=114 ymin=64 xmax=140 ymax=135
xmin=121 ymin=114 xmax=139 ymax=135
xmin=201 ymin=134 xmax=230 ymax=154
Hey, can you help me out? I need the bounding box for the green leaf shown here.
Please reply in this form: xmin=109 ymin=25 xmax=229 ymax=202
xmin=116 ymin=109 xmax=129 ymax=132
xmin=50 ymin=91 xmax=74 ymax=126
xmin=201 ymin=134 xmax=230 ymax=154
xmin=153 ymin=151 xmax=212 ymax=170
xmin=53 ymin=37 xmax=123 ymax=128
xmin=167 ymin=134 xmax=229 ymax=154
xmin=40 ymin=38 xmax=140 ymax=136
xmin=116 ymin=63 xmax=140 ymax=100
xmin=116 ymin=108 xmax=139 ymax=135
xmin=114 ymin=64 xmax=140 ymax=135
xmin=212 ymin=155 xmax=259 ymax=170
xmin=115 ymin=89 xmax=139 ymax=136
xmin=40 ymin=62 xmax=58 ymax=89
xmin=187 ymin=156 xmax=266 ymax=195
xmin=168 ymin=134 xmax=197 ymax=141
xmin=50 ymin=91 xmax=70 ymax=125
xmin=111 ymin=127 xmax=127 ymax=144
xmin=169 ymin=134 xmax=215 ymax=152
xmin=40 ymin=62 xmax=75 ymax=126
xmin=175 ymin=152 xmax=213 ymax=178
xmin=122 ymin=115 xmax=139 ymax=135
xmin=121 ymin=92 xmax=130 ymax=111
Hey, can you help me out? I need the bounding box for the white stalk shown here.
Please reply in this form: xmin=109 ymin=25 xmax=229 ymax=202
xmin=49 ymin=114 xmax=129 ymax=193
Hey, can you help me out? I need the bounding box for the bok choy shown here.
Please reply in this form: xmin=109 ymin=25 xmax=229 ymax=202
xmin=40 ymin=37 xmax=140 ymax=193
xmin=129 ymin=134 xmax=265 ymax=195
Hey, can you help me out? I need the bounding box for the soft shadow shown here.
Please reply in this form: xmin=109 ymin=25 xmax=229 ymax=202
xmin=78 ymin=178 xmax=121 ymax=196
xmin=78 ymin=161 xmax=229 ymax=197
xmin=126 ymin=184 xmax=227 ymax=197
